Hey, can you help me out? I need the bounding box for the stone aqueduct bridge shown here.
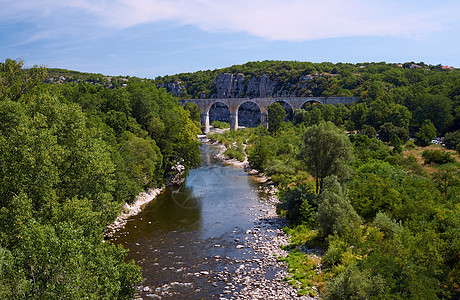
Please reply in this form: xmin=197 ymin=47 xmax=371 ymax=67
xmin=178 ymin=97 xmax=358 ymax=133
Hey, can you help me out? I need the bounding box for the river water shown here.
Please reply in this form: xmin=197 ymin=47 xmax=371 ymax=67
xmin=110 ymin=143 xmax=294 ymax=299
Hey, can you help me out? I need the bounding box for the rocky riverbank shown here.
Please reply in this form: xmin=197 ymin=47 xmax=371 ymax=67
xmin=202 ymin=135 xmax=315 ymax=299
xmin=106 ymin=188 xmax=164 ymax=238
xmin=214 ymin=192 xmax=314 ymax=300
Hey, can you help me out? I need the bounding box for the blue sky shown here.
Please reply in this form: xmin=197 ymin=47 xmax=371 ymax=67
xmin=1 ymin=0 xmax=459 ymax=78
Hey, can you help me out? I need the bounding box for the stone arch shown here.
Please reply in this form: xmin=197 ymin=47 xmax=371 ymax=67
xmin=207 ymin=100 xmax=231 ymax=126
xmin=236 ymin=100 xmax=262 ymax=128
xmin=300 ymin=99 xmax=323 ymax=110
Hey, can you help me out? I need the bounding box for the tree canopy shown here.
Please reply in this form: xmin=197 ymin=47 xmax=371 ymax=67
xmin=298 ymin=122 xmax=354 ymax=193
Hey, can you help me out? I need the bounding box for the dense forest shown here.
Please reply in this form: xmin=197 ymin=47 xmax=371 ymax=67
xmin=1 ymin=58 xmax=460 ymax=299
xmin=0 ymin=59 xmax=200 ymax=298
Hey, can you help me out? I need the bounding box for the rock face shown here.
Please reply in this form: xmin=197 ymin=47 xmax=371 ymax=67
xmin=162 ymin=73 xmax=307 ymax=99
xmin=246 ymin=74 xmax=279 ymax=98
xmin=214 ymin=73 xmax=284 ymax=98
xmin=215 ymin=73 xmax=245 ymax=98
xmin=159 ymin=81 xmax=185 ymax=97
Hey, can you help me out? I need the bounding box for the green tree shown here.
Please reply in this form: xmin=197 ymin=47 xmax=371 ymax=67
xmin=0 ymin=59 xmax=46 ymax=101
xmin=247 ymin=135 xmax=276 ymax=170
xmin=298 ymin=122 xmax=354 ymax=193
xmin=408 ymin=93 xmax=453 ymax=134
xmin=443 ymin=130 xmax=460 ymax=150
xmin=360 ymin=124 xmax=376 ymax=138
xmin=0 ymin=94 xmax=142 ymax=298
xmin=316 ymin=176 xmax=361 ymax=237
xmin=184 ymin=102 xmax=201 ymax=129
xmin=267 ymin=102 xmax=286 ymax=134
xmin=415 ymin=119 xmax=437 ymax=146
xmin=118 ymin=131 xmax=163 ymax=188
xmin=378 ymin=122 xmax=409 ymax=143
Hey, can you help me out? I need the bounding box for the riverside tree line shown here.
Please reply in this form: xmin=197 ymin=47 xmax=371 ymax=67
xmin=0 ymin=59 xmax=201 ymax=299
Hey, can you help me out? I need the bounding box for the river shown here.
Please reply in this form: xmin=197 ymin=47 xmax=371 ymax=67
xmin=111 ymin=143 xmax=305 ymax=299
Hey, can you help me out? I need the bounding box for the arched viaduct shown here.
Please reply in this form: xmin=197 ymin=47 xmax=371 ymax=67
xmin=178 ymin=97 xmax=358 ymax=133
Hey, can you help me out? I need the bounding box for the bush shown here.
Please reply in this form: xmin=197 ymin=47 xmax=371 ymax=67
xmin=378 ymin=122 xmax=409 ymax=143
xmin=211 ymin=120 xmax=230 ymax=129
xmin=404 ymin=139 xmax=416 ymax=150
xmin=277 ymin=183 xmax=317 ymax=222
xmin=223 ymin=142 xmax=245 ymax=161
xmin=323 ymin=264 xmax=387 ymax=300
xmin=444 ymin=130 xmax=460 ymax=150
xmin=422 ymin=149 xmax=455 ymax=165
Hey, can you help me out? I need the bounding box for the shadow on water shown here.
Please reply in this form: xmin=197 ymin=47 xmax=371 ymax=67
xmin=111 ymin=143 xmax=273 ymax=298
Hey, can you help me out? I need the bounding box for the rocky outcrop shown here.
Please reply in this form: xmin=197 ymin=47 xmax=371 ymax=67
xmin=159 ymin=81 xmax=185 ymax=97
xmin=214 ymin=73 xmax=285 ymax=98
xmin=215 ymin=73 xmax=245 ymax=98
xmin=162 ymin=73 xmax=311 ymax=99
xmin=246 ymin=74 xmax=279 ymax=98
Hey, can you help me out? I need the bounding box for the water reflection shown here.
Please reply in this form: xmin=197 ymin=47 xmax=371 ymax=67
xmin=111 ymin=143 xmax=271 ymax=298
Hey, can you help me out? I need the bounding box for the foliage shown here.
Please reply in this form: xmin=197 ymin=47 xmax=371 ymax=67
xmin=444 ymin=130 xmax=460 ymax=151
xmin=0 ymin=92 xmax=141 ymax=298
xmin=0 ymin=59 xmax=205 ymax=298
xmin=0 ymin=59 xmax=47 ymax=101
xmin=277 ymin=182 xmax=317 ymax=223
xmin=415 ymin=119 xmax=437 ymax=146
xmin=405 ymin=139 xmax=416 ymax=150
xmin=184 ymin=102 xmax=201 ymax=128
xmin=223 ymin=142 xmax=246 ymax=161
xmin=211 ymin=120 xmax=230 ymax=129
xmin=422 ymin=149 xmax=455 ymax=165
xmin=360 ymin=124 xmax=376 ymax=138
xmin=316 ymin=176 xmax=361 ymax=237
xmin=247 ymin=135 xmax=277 ymax=170
xmin=267 ymin=102 xmax=286 ymax=134
xmin=323 ymin=264 xmax=387 ymax=300
xmin=378 ymin=122 xmax=409 ymax=143
xmin=298 ymin=122 xmax=354 ymax=193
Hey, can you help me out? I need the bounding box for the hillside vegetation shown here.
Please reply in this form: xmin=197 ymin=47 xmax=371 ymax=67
xmin=0 ymin=59 xmax=201 ymax=298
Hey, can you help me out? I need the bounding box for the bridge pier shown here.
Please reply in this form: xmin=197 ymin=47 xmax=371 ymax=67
xmin=229 ymin=113 xmax=238 ymax=131
xmin=201 ymin=112 xmax=210 ymax=133
xmin=178 ymin=97 xmax=358 ymax=133
xmin=261 ymin=112 xmax=268 ymax=129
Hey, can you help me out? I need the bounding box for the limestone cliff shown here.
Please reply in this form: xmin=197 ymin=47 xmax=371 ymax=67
xmin=161 ymin=72 xmax=314 ymax=99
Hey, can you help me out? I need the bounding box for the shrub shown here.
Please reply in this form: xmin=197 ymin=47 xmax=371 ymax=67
xmin=223 ymin=142 xmax=245 ymax=161
xmin=404 ymin=139 xmax=416 ymax=150
xmin=443 ymin=130 xmax=460 ymax=150
xmin=211 ymin=120 xmax=230 ymax=129
xmin=277 ymin=183 xmax=317 ymax=222
xmin=323 ymin=264 xmax=387 ymax=300
xmin=422 ymin=149 xmax=455 ymax=165
xmin=415 ymin=120 xmax=437 ymax=146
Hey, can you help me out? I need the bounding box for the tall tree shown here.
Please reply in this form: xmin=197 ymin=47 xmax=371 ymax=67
xmin=298 ymin=122 xmax=354 ymax=193
xmin=267 ymin=102 xmax=286 ymax=134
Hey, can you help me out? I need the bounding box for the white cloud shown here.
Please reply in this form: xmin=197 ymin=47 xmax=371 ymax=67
xmin=2 ymin=0 xmax=459 ymax=42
